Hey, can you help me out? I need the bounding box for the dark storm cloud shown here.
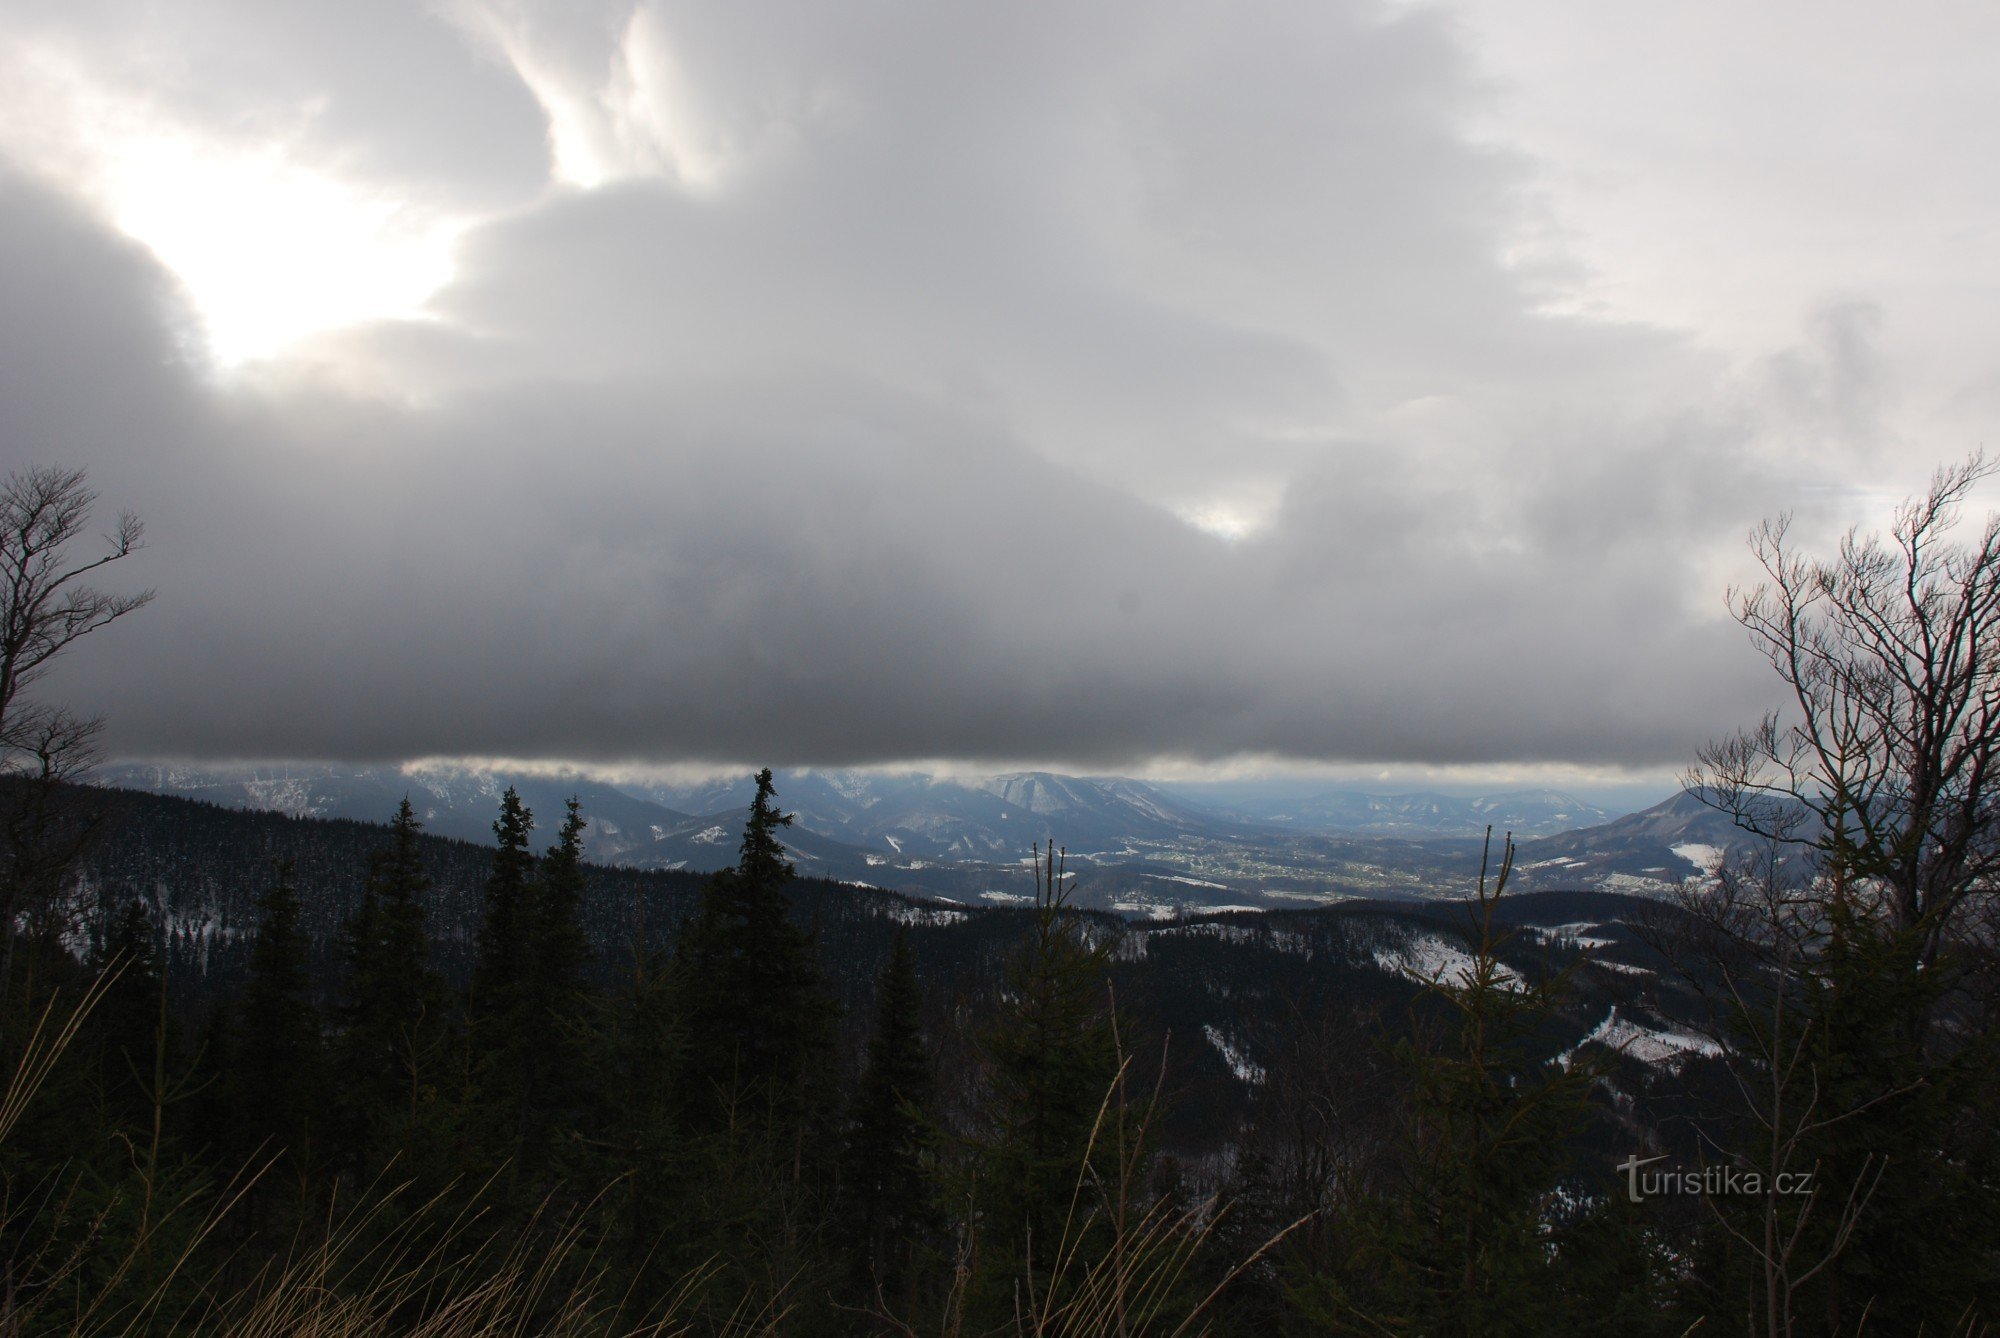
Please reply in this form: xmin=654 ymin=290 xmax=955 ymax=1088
xmin=0 ymin=156 xmax=1773 ymax=772
xmin=0 ymin=0 xmax=1895 ymax=773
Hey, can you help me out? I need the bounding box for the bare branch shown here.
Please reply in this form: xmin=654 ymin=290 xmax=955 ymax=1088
xmin=0 ymin=465 xmax=153 ymax=733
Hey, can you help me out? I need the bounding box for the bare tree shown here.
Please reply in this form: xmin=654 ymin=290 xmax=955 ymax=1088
xmin=1646 ymin=847 xmax=1895 ymax=1338
xmin=0 ymin=466 xmax=151 ymax=738
xmin=1689 ymin=454 xmax=2000 ymax=958
xmin=1677 ymin=458 xmax=2000 ymax=1331
xmin=0 ymin=466 xmax=151 ymax=999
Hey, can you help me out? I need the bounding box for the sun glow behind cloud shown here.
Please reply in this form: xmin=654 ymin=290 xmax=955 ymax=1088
xmin=95 ymin=138 xmax=464 ymax=367
xmin=0 ymin=48 xmax=464 ymax=367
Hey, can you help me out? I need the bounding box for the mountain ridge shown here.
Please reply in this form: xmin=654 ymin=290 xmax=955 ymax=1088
xmin=96 ymin=763 xmax=1775 ymax=910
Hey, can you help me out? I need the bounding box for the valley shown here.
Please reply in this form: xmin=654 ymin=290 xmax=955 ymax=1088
xmin=96 ymin=762 xmax=1756 ymax=912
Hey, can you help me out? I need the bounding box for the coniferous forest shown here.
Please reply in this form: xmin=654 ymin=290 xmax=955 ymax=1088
xmin=2 ymin=469 xmax=1998 ymax=1336
xmin=2 ymin=764 xmax=1996 ymax=1334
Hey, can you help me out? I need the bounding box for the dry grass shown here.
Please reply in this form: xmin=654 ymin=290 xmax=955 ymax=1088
xmin=917 ymin=1039 xmax=1306 ymax=1338
xmin=1 ymin=967 xmax=1287 ymax=1336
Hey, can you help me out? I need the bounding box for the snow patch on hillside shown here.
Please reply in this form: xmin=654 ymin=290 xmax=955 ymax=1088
xmin=1601 ymin=871 xmax=1678 ymax=895
xmin=1564 ymin=1007 xmax=1723 ymax=1069
xmin=1528 ymin=923 xmax=1616 ymax=949
xmin=1156 ymin=922 xmax=1255 ymax=945
xmin=241 ymin=778 xmax=322 ymax=818
xmin=1671 ymin=842 xmax=1724 ymax=871
xmin=884 ymin=903 xmax=969 ymax=927
xmin=1111 ymin=902 xmax=1180 ymax=920
xmin=1203 ymin=1025 xmax=1266 ymax=1084
xmin=1373 ymin=935 xmax=1523 ymax=987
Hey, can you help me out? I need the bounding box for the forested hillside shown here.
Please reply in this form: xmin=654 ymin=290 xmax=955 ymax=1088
xmin=7 ymin=771 xmax=1991 ymax=1334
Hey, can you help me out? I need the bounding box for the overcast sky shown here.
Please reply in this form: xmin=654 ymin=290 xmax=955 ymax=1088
xmin=2 ymin=0 xmax=1996 ymax=791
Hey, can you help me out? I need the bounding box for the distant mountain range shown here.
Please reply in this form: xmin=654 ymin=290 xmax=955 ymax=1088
xmin=1156 ymin=781 xmax=1614 ymax=839
xmin=1509 ymin=787 xmax=1811 ymax=894
xmin=624 ymin=770 xmax=1263 ymax=859
xmin=94 ymin=762 xmax=694 ymax=865
xmin=93 ymin=763 xmax=1784 ymax=911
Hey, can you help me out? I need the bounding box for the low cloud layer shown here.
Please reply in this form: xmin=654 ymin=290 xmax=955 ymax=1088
xmin=1 ymin=1 xmax=1988 ymax=776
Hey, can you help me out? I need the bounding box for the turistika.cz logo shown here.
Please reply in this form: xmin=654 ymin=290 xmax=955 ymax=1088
xmin=1618 ymin=1154 xmax=1816 ymax=1203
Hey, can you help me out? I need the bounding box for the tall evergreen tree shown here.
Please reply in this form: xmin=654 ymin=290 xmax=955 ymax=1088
xmin=235 ymin=860 xmax=323 ymax=1167
xmin=534 ymin=798 xmax=591 ymax=1003
xmin=673 ymin=769 xmax=834 ymax=1134
xmin=598 ymin=945 xmax=692 ymax=1315
xmin=83 ymin=895 xmax=169 ymax=1135
xmin=518 ymin=797 xmax=594 ymax=1184
xmin=462 ymin=787 xmax=545 ymax=1196
xmin=843 ymin=927 xmax=938 ymax=1300
xmin=670 ymin=770 xmax=839 ymax=1317
xmin=471 ymin=786 xmax=535 ymax=1024
xmin=336 ymin=798 xmax=443 ymax=1170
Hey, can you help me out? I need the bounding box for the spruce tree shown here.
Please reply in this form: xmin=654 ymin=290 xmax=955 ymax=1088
xmin=235 ymin=860 xmax=323 ymax=1167
xmin=670 ymin=770 xmax=839 ymax=1314
xmin=463 ymin=787 xmax=544 ymax=1195
xmin=843 ymin=927 xmax=938 ymax=1299
xmin=336 ymin=798 xmax=442 ymax=1169
xmin=471 ymin=786 xmax=536 ymax=1023
xmin=1294 ymin=831 xmax=1600 ymax=1337
xmin=72 ymin=894 xmax=212 ymax=1312
xmin=534 ymin=798 xmax=592 ymax=1023
xmin=973 ymin=845 xmax=1120 ymax=1306
xmin=600 ymin=946 xmax=692 ymax=1312
xmin=84 ymin=895 xmax=167 ymax=1135
xmin=673 ymin=769 xmax=834 ymax=1134
xmin=518 ymin=797 xmax=593 ymax=1185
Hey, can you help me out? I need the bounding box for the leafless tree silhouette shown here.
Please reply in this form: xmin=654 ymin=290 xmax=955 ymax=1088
xmin=0 ymin=465 xmax=151 ymax=998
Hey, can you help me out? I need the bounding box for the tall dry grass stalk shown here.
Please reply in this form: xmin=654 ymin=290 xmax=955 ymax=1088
xmin=4 ymin=965 xmax=1293 ymax=1335
xmin=180 ymin=1171 xmax=714 ymax=1338
xmin=0 ymin=965 xmax=738 ymax=1337
xmin=926 ymin=1037 xmax=1307 ymax=1338
xmin=0 ymin=967 xmax=120 ymax=1146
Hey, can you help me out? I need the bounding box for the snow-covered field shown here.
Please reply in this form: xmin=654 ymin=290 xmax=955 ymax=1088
xmin=1372 ymin=934 xmax=1524 ymax=987
xmin=1671 ymin=842 xmax=1724 ymax=871
xmin=1111 ymin=901 xmax=1181 ymax=920
xmin=1563 ymin=1007 xmax=1723 ymax=1069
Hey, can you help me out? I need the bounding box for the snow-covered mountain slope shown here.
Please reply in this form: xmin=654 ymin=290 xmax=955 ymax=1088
xmin=95 ymin=762 xmax=692 ymax=865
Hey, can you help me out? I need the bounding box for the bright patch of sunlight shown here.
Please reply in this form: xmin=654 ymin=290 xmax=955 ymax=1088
xmin=103 ymin=140 xmax=460 ymax=366
xmin=1 ymin=49 xmax=462 ymax=367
